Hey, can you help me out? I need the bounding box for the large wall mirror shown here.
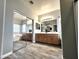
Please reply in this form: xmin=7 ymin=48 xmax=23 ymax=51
xmin=13 ymin=10 xmax=33 ymax=52
xmin=41 ymin=19 xmax=57 ymax=32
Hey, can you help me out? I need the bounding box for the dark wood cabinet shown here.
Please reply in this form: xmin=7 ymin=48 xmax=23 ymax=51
xmin=20 ymin=33 xmax=61 ymax=45
xmin=35 ymin=33 xmax=61 ymax=45
xmin=20 ymin=33 xmax=32 ymax=41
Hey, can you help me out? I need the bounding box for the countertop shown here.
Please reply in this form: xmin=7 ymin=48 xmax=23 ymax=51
xmin=35 ymin=32 xmax=60 ymax=34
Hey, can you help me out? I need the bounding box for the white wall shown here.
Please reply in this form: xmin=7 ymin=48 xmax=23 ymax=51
xmin=57 ymin=17 xmax=62 ymax=39
xmin=37 ymin=10 xmax=61 ymax=33
xmin=38 ymin=10 xmax=60 ymax=22
xmin=0 ymin=0 xmax=5 ymax=58
xmin=78 ymin=0 xmax=79 ymax=58
xmin=33 ymin=15 xmax=41 ymax=33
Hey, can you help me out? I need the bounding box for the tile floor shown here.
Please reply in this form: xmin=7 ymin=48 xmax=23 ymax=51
xmin=4 ymin=41 xmax=63 ymax=59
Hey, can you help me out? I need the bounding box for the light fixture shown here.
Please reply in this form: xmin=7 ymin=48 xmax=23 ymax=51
xmin=29 ymin=0 xmax=34 ymax=4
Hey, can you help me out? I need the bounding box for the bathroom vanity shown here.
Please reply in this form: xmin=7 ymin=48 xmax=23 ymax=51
xmin=35 ymin=32 xmax=61 ymax=45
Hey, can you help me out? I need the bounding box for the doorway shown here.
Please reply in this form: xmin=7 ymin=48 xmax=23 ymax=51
xmin=3 ymin=0 xmax=64 ymax=59
xmin=13 ymin=11 xmax=33 ymax=52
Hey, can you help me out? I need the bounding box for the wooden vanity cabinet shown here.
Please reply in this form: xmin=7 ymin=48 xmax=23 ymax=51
xmin=35 ymin=34 xmax=61 ymax=45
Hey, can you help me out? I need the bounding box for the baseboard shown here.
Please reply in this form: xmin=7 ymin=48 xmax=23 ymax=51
xmin=2 ymin=51 xmax=13 ymax=58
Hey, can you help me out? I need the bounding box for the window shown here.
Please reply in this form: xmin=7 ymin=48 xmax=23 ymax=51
xmin=22 ymin=24 xmax=26 ymax=33
xmin=13 ymin=24 xmax=20 ymax=33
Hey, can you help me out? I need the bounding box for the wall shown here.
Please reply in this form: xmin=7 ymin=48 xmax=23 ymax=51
xmin=0 ymin=0 xmax=5 ymax=58
xmin=38 ymin=10 xmax=60 ymax=22
xmin=78 ymin=0 xmax=79 ymax=56
xmin=33 ymin=15 xmax=41 ymax=33
xmin=57 ymin=17 xmax=62 ymax=39
xmin=3 ymin=0 xmax=13 ymax=55
xmin=74 ymin=1 xmax=78 ymax=47
xmin=60 ymin=0 xmax=78 ymax=59
xmin=37 ymin=10 xmax=60 ymax=33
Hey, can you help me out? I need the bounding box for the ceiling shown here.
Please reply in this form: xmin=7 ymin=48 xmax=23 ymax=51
xmin=14 ymin=12 xmax=26 ymax=20
xmin=13 ymin=0 xmax=60 ymax=23
xmin=23 ymin=0 xmax=60 ymax=15
xmin=13 ymin=12 xmax=32 ymax=24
